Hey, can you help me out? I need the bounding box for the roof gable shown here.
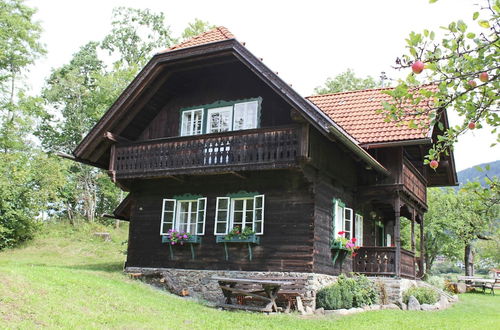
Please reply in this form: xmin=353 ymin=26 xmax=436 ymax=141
xmin=161 ymin=26 xmax=235 ymax=52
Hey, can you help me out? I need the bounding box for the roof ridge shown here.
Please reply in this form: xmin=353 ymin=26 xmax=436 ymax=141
xmin=306 ymin=86 xmax=395 ymax=99
xmin=163 ymin=26 xmax=235 ymax=52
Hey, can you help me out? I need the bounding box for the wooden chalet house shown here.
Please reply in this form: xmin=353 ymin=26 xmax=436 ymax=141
xmin=73 ymin=27 xmax=457 ymax=281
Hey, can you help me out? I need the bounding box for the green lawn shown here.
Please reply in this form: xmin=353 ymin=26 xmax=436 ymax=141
xmin=0 ymin=223 xmax=498 ymax=329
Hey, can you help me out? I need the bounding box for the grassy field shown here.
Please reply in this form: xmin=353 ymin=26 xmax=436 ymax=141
xmin=0 ymin=223 xmax=498 ymax=329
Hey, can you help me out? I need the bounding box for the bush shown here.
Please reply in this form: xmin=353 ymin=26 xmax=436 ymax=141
xmin=403 ymin=286 xmax=439 ymax=305
xmin=425 ymin=276 xmax=445 ymax=290
xmin=316 ymin=275 xmax=378 ymax=310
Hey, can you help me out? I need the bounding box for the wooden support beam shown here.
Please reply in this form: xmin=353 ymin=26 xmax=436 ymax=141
xmin=104 ymin=132 xmax=130 ymax=143
xmin=394 ymin=196 xmax=401 ymax=278
xmin=229 ymin=171 xmax=246 ymax=179
xmin=167 ymin=175 xmax=184 ymax=183
xmin=419 ymin=214 xmax=425 ymax=277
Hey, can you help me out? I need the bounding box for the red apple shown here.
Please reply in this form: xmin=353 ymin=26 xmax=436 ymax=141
xmin=411 ymin=61 xmax=425 ymax=74
xmin=467 ymin=80 xmax=477 ymax=88
xmin=479 ymin=72 xmax=489 ymax=82
xmin=468 ymin=122 xmax=476 ymax=129
xmin=429 ymin=160 xmax=439 ymax=170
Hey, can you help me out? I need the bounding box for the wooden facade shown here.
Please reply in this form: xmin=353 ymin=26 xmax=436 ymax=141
xmin=73 ymin=36 xmax=457 ymax=279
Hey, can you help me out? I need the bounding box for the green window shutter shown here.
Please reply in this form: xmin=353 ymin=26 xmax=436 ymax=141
xmin=214 ymin=197 xmax=230 ymax=235
xmin=160 ymin=199 xmax=176 ymax=235
xmin=196 ymin=198 xmax=207 ymax=235
xmin=253 ymin=194 xmax=265 ymax=235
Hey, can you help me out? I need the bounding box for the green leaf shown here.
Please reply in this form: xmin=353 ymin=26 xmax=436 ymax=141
xmin=429 ymin=0 xmax=438 ymax=3
xmin=474 ymin=166 xmax=483 ymax=173
xmin=478 ymin=20 xmax=490 ymax=28
xmin=472 ymin=12 xmax=479 ymax=20
xmin=457 ymin=20 xmax=467 ymax=32
xmin=466 ymin=32 xmax=476 ymax=39
xmin=485 ymin=164 xmax=491 ymax=171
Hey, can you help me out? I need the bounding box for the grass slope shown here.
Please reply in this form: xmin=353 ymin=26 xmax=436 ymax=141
xmin=1 ymin=223 xmax=499 ymax=329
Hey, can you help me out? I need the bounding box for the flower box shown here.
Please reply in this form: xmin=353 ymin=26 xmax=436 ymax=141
xmin=216 ymin=234 xmax=260 ymax=244
xmin=162 ymin=235 xmax=202 ymax=244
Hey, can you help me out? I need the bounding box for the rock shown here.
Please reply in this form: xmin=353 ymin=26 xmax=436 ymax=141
xmin=420 ymin=303 xmax=438 ymax=311
xmin=314 ymin=307 xmax=325 ymax=315
xmin=382 ymin=304 xmax=400 ymax=310
xmin=305 ymin=306 xmax=314 ymax=315
xmin=93 ymin=232 xmax=111 ymax=241
xmin=363 ymin=305 xmax=372 ymax=311
xmin=335 ymin=308 xmax=351 ymax=315
xmin=370 ymin=305 xmax=381 ymax=310
xmin=449 ymin=295 xmax=459 ymax=303
xmin=324 ymin=310 xmax=336 ymax=315
xmin=400 ymin=302 xmax=407 ymax=310
xmin=438 ymin=296 xmax=449 ymax=309
xmin=296 ymin=296 xmax=305 ymax=314
xmin=407 ymin=296 xmax=420 ymax=311
xmin=456 ymin=283 xmax=467 ymax=294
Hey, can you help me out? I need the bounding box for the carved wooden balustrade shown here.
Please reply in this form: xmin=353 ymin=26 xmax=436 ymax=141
xmin=402 ymin=158 xmax=427 ymax=205
xmin=353 ymin=246 xmax=415 ymax=278
xmin=111 ymin=125 xmax=305 ymax=179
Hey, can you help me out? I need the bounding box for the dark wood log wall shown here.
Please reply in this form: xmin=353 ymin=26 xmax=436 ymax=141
xmin=138 ymin=61 xmax=295 ymax=141
xmin=125 ymin=170 xmax=316 ymax=272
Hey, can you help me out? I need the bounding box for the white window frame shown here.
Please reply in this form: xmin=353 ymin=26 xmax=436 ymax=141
xmin=233 ymin=100 xmax=259 ymax=130
xmin=207 ymin=106 xmax=233 ymax=133
xmin=180 ymin=109 xmax=204 ymax=136
xmin=344 ymin=207 xmax=353 ymax=240
xmin=160 ymin=197 xmax=207 ymax=235
xmin=355 ymin=214 xmax=364 ymax=246
xmin=214 ymin=194 xmax=265 ymax=235
xmin=333 ymin=200 xmax=344 ymax=239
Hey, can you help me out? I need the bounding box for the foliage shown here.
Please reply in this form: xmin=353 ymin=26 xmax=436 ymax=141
xmin=383 ymin=0 xmax=499 ymax=164
xmin=425 ymin=275 xmax=446 ymax=290
xmin=165 ymin=229 xmax=192 ymax=245
xmin=403 ymin=286 xmax=439 ymax=305
xmin=316 ymin=274 xmax=378 ymax=310
xmin=0 ymin=151 xmax=65 ymax=249
xmin=225 ymin=226 xmax=255 ymax=239
xmin=314 ymin=69 xmax=382 ymax=94
xmin=182 ymin=18 xmax=215 ymax=40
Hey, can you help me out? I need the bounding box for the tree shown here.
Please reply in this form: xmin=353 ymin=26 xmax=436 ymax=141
xmin=314 ymin=69 xmax=382 ymax=94
xmin=181 ymin=18 xmax=215 ymax=40
xmin=383 ymin=0 xmax=499 ymax=167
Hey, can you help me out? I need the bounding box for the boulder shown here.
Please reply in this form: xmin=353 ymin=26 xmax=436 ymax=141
xmin=370 ymin=305 xmax=381 ymax=310
xmin=314 ymin=307 xmax=325 ymax=315
xmin=296 ymin=296 xmax=305 ymax=314
xmin=382 ymin=304 xmax=400 ymax=310
xmin=456 ymin=282 xmax=467 ymax=294
xmin=420 ymin=303 xmax=439 ymax=311
xmin=305 ymin=306 xmax=314 ymax=315
xmin=438 ymin=296 xmax=449 ymax=309
xmin=407 ymin=296 xmax=420 ymax=311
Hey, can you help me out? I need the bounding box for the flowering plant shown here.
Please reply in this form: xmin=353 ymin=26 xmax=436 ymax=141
xmin=333 ymin=231 xmax=359 ymax=257
xmin=166 ymin=229 xmax=192 ymax=245
xmin=226 ymin=226 xmax=255 ymax=239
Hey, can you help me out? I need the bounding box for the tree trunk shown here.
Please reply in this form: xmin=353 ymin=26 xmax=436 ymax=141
xmin=464 ymin=244 xmax=474 ymax=276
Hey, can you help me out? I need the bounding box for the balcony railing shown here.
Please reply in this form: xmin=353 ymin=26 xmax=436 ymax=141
xmin=353 ymin=246 xmax=415 ymax=279
xmin=402 ymin=158 xmax=427 ymax=204
xmin=111 ymin=125 xmax=305 ymax=179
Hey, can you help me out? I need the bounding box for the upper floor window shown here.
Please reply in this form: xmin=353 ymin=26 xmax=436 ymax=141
xmin=180 ymin=98 xmax=261 ymax=136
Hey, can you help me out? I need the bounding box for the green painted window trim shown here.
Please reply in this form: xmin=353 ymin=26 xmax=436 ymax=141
xmin=226 ymin=191 xmax=260 ymax=198
xmin=172 ymin=193 xmax=203 ymax=201
xmin=178 ymin=97 xmax=262 ymax=136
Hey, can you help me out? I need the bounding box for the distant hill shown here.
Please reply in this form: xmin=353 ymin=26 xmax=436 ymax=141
xmin=457 ymin=160 xmax=500 ymax=187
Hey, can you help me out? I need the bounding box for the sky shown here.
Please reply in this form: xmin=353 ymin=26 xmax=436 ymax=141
xmin=27 ymin=0 xmax=499 ymax=171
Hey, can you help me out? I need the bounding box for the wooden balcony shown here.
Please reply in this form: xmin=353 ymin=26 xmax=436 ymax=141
xmin=402 ymin=158 xmax=427 ymax=205
xmin=110 ymin=125 xmax=306 ymax=179
xmin=353 ymin=246 xmax=415 ymax=279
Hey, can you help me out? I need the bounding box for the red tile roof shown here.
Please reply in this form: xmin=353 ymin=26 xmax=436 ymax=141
xmin=162 ymin=26 xmax=235 ymax=52
xmin=307 ymin=87 xmax=435 ymax=145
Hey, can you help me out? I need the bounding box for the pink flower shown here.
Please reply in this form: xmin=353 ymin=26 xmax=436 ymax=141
xmin=346 ymin=242 xmax=355 ymax=249
xmin=183 ymin=235 xmax=188 ymax=239
xmin=170 ymin=241 xmax=175 ymax=245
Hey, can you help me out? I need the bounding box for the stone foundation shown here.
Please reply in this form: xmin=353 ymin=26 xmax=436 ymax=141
xmin=125 ymin=267 xmax=337 ymax=309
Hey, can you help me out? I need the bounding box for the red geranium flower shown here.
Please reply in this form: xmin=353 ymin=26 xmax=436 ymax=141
xmin=338 ymin=231 xmax=346 ymax=235
xmin=352 ymin=252 xmax=358 ymax=257
xmin=352 ymin=237 xmax=357 ymax=243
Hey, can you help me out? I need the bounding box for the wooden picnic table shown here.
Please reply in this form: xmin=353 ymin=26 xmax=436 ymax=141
xmin=458 ymin=276 xmax=498 ymax=294
xmin=212 ymin=276 xmax=292 ymax=312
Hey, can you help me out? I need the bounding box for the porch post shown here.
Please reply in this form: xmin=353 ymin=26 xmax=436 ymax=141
xmin=419 ymin=214 xmax=425 ymax=277
xmin=394 ymin=196 xmax=401 ymax=278
xmin=411 ymin=210 xmax=416 ymax=279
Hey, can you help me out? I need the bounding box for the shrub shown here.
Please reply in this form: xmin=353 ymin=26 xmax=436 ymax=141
xmin=403 ymin=286 xmax=439 ymax=305
xmin=316 ymin=275 xmax=378 ymax=310
xmin=425 ymin=276 xmax=445 ymax=290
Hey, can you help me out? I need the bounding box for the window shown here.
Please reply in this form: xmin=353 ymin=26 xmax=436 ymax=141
xmin=332 ymin=199 xmax=354 ymax=240
xmin=214 ymin=194 xmax=265 ymax=235
xmin=160 ymin=197 xmax=207 ymax=235
xmin=181 ymin=109 xmax=203 ymax=136
xmin=180 ymin=99 xmax=260 ymax=136
xmin=355 ymin=214 xmax=364 ymax=246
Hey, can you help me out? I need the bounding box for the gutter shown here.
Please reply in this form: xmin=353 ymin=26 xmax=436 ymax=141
xmin=361 ymin=138 xmax=432 ymax=149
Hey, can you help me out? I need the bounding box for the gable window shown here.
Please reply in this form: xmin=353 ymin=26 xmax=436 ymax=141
xmin=160 ymin=197 xmax=207 ymax=235
xmin=180 ymin=98 xmax=261 ymax=136
xmin=214 ymin=194 xmax=264 ymax=235
xmin=332 ymin=199 xmax=355 ymax=240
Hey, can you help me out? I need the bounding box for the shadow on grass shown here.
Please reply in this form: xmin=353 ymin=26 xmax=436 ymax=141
xmin=64 ymin=262 xmax=124 ymax=273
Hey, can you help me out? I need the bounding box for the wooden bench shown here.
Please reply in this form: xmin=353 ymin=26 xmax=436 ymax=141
xmin=458 ymin=276 xmax=498 ymax=295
